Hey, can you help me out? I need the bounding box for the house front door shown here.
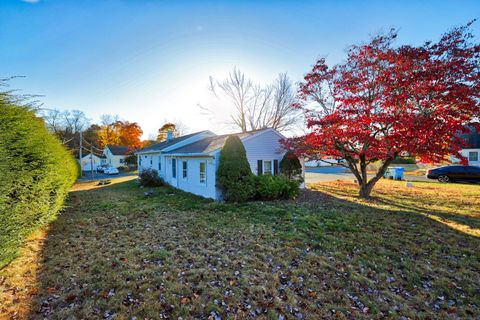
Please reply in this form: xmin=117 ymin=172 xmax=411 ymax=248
xmin=171 ymin=158 xmax=177 ymax=186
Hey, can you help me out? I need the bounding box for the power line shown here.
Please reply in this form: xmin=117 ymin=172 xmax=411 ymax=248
xmin=81 ymin=138 xmax=104 ymax=153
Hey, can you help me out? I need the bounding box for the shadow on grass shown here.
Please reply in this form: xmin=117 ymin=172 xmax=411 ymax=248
xmin=22 ymin=179 xmax=480 ymax=319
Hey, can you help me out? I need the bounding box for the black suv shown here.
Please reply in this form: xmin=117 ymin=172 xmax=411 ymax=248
xmin=426 ymin=165 xmax=480 ymax=183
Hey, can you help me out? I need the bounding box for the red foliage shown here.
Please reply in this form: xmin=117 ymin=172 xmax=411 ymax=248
xmin=286 ymin=23 xmax=480 ymax=196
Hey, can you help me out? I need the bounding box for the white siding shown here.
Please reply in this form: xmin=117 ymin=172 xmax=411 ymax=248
xmin=104 ymin=148 xmax=126 ymax=168
xmin=242 ymin=129 xmax=286 ymax=175
xmin=79 ymin=154 xmax=106 ymax=171
xmin=164 ymin=156 xmax=217 ymax=199
xmin=459 ymin=148 xmax=480 ymax=166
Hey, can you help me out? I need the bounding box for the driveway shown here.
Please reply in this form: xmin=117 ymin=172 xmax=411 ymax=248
xmin=305 ymin=166 xmax=428 ymax=183
xmin=78 ymin=171 xmax=137 ymax=181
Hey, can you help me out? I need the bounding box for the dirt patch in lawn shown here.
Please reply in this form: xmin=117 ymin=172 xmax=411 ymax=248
xmin=1 ymin=179 xmax=479 ymax=319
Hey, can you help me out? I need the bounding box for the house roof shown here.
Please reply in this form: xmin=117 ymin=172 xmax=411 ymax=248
xmin=137 ymin=131 xmax=209 ymax=153
xmin=165 ymin=129 xmax=271 ymax=155
xmin=106 ymin=145 xmax=130 ymax=155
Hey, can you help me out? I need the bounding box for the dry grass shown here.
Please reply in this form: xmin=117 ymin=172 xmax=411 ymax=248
xmin=1 ymin=178 xmax=479 ymax=319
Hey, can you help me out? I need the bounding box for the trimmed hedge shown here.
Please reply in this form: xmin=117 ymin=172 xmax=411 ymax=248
xmin=216 ymin=135 xmax=256 ymax=202
xmin=280 ymin=151 xmax=303 ymax=182
xmin=0 ymin=101 xmax=78 ymax=268
xmin=391 ymin=156 xmax=416 ymax=164
xmin=254 ymin=175 xmax=300 ymax=200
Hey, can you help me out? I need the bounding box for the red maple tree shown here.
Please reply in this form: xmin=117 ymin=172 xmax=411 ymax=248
xmin=287 ymin=23 xmax=480 ymax=198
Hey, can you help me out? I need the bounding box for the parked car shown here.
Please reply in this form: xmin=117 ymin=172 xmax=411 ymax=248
xmin=103 ymin=167 xmax=119 ymax=175
xmin=96 ymin=164 xmax=109 ymax=173
xmin=426 ymin=165 xmax=480 ymax=183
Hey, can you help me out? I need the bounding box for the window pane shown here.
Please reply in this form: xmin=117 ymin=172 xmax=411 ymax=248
xmin=200 ymin=162 xmax=206 ymax=184
xmin=264 ymin=161 xmax=272 ymax=175
xmin=172 ymin=159 xmax=176 ymax=178
xmin=469 ymin=152 xmax=478 ymax=161
xmin=158 ymin=157 xmax=161 ymax=171
xmin=182 ymin=160 xmax=188 ymax=179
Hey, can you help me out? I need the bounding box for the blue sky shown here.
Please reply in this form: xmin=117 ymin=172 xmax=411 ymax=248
xmin=1 ymin=0 xmax=479 ymax=138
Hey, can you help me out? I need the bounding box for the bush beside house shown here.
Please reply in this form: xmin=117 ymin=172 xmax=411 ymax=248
xmin=280 ymin=151 xmax=304 ymax=182
xmin=139 ymin=169 xmax=165 ymax=187
xmin=217 ymin=135 xmax=300 ymax=203
xmin=254 ymin=175 xmax=300 ymax=200
xmin=216 ymin=136 xmax=257 ymax=202
xmin=0 ymin=100 xmax=78 ymax=268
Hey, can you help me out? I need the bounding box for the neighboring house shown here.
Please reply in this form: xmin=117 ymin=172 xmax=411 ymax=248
xmin=79 ymin=153 xmax=107 ymax=171
xmin=104 ymin=145 xmax=130 ymax=168
xmin=452 ymin=125 xmax=480 ymax=166
xmin=136 ymin=128 xmax=303 ymax=200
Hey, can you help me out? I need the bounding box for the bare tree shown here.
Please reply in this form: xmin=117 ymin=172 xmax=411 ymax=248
xmin=205 ymin=68 xmax=300 ymax=133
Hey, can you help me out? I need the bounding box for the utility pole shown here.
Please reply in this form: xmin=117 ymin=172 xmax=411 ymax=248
xmin=79 ymin=131 xmax=83 ymax=177
xmin=90 ymin=145 xmax=94 ymax=179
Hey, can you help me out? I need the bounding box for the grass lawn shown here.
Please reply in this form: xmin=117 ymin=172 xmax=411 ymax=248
xmin=1 ymin=178 xmax=479 ymax=319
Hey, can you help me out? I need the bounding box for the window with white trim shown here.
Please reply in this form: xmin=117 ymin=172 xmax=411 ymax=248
xmin=264 ymin=160 xmax=272 ymax=175
xmin=199 ymin=161 xmax=206 ymax=184
xmin=182 ymin=160 xmax=188 ymax=180
xmin=469 ymin=151 xmax=478 ymax=162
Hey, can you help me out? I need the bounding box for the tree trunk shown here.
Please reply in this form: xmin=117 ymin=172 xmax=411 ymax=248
xmin=359 ymin=182 xmax=375 ymax=198
xmin=357 ymin=156 xmax=395 ymax=199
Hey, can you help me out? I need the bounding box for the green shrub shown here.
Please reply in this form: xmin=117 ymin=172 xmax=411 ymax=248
xmin=391 ymin=156 xmax=416 ymax=164
xmin=216 ymin=135 xmax=256 ymax=202
xmin=280 ymin=151 xmax=303 ymax=182
xmin=0 ymin=100 xmax=78 ymax=268
xmin=139 ymin=168 xmax=165 ymax=187
xmin=255 ymin=175 xmax=300 ymax=200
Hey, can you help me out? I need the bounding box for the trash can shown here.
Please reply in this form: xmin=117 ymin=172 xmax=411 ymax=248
xmin=393 ymin=167 xmax=404 ymax=180
xmin=384 ymin=167 xmax=405 ymax=180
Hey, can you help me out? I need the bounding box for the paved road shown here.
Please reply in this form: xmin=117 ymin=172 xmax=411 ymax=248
xmin=78 ymin=172 xmax=137 ymax=181
xmin=305 ymin=166 xmax=428 ymax=183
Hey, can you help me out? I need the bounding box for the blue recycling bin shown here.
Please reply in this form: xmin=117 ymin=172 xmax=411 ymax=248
xmin=393 ymin=167 xmax=404 ymax=180
xmin=384 ymin=167 xmax=404 ymax=180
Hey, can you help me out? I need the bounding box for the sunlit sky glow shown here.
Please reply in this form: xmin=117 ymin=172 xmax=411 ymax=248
xmin=1 ymin=0 xmax=479 ymax=138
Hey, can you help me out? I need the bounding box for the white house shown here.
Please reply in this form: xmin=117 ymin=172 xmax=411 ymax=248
xmin=79 ymin=153 xmax=107 ymax=171
xmin=451 ymin=125 xmax=480 ymax=166
xmin=104 ymin=145 xmax=130 ymax=168
xmin=457 ymin=148 xmax=480 ymax=166
xmin=136 ymin=128 xmax=303 ymax=200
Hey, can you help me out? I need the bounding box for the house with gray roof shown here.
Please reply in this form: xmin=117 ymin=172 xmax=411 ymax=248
xmin=104 ymin=145 xmax=130 ymax=168
xmin=136 ymin=128 xmax=299 ymax=200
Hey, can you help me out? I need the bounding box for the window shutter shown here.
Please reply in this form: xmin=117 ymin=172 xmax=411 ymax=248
xmin=273 ymin=160 xmax=279 ymax=175
xmin=257 ymin=160 xmax=263 ymax=175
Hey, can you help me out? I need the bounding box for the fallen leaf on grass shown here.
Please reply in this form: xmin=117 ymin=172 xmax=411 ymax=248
xmin=65 ymin=294 xmax=76 ymax=302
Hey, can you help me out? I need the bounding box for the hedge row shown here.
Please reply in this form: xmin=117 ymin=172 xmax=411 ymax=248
xmin=0 ymin=100 xmax=78 ymax=268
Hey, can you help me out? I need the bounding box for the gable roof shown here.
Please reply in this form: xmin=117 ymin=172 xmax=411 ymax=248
xmin=137 ymin=131 xmax=209 ymax=153
xmin=165 ymin=128 xmax=273 ymax=155
xmin=106 ymin=145 xmax=130 ymax=156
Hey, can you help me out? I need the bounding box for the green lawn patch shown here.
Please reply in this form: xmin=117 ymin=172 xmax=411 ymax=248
xmin=1 ymin=179 xmax=479 ymax=319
